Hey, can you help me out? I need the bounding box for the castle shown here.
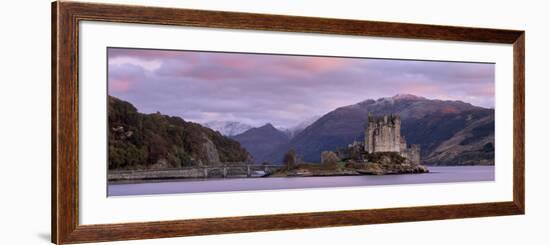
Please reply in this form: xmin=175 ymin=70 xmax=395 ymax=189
xmin=364 ymin=114 xmax=420 ymax=164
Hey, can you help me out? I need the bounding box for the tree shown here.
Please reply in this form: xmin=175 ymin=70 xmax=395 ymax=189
xmin=321 ymin=151 xmax=340 ymax=168
xmin=283 ymin=149 xmax=298 ymax=168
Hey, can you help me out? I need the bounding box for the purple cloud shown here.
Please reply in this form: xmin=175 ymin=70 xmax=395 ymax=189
xmin=107 ymin=47 xmax=495 ymax=128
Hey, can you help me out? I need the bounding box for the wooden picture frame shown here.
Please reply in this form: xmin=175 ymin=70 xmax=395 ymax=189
xmin=52 ymin=1 xmax=525 ymax=244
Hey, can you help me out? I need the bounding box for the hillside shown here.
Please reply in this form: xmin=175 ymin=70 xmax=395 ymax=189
xmin=108 ymin=96 xmax=251 ymax=170
xmin=424 ymin=113 xmax=494 ymax=165
xmin=232 ymin=123 xmax=291 ymax=163
xmin=265 ymin=94 xmax=494 ymax=165
xmin=281 ymin=115 xmax=321 ymax=139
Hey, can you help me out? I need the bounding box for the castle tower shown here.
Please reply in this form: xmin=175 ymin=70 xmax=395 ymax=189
xmin=364 ymin=114 xmax=403 ymax=153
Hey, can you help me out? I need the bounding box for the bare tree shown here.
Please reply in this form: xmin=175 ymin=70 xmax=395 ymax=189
xmin=321 ymin=151 xmax=340 ymax=168
xmin=283 ymin=149 xmax=298 ymax=168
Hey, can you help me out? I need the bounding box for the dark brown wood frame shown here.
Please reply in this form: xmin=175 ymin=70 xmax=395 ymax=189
xmin=52 ymin=1 xmax=525 ymax=244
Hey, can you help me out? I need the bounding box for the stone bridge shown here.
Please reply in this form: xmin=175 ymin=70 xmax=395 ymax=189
xmin=108 ymin=163 xmax=285 ymax=182
xmin=201 ymin=163 xmax=283 ymax=178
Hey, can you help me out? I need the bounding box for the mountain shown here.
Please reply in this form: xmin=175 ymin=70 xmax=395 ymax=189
xmin=281 ymin=115 xmax=322 ymax=139
xmin=108 ymin=96 xmax=250 ymax=170
xmin=265 ymin=94 xmax=494 ymax=165
xmin=424 ymin=113 xmax=494 ymax=165
xmin=203 ymin=121 xmax=253 ymax=136
xmin=232 ymin=123 xmax=291 ymax=164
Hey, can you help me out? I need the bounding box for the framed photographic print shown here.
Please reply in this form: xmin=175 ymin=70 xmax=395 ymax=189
xmin=52 ymin=1 xmax=525 ymax=244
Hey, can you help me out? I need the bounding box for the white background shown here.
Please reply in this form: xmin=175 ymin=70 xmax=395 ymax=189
xmin=79 ymin=21 xmax=513 ymax=225
xmin=0 ymin=0 xmax=548 ymax=244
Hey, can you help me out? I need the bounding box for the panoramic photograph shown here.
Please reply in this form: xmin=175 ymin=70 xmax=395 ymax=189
xmin=107 ymin=47 xmax=495 ymax=196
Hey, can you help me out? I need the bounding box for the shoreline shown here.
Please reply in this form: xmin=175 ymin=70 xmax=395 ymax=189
xmin=108 ymin=165 xmax=493 ymax=185
xmin=108 ymin=171 xmax=431 ymax=185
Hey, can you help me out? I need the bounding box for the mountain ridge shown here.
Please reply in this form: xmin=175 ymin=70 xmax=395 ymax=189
xmin=203 ymin=120 xmax=253 ymax=136
xmin=264 ymin=94 xmax=494 ymax=165
xmin=232 ymin=123 xmax=291 ymax=163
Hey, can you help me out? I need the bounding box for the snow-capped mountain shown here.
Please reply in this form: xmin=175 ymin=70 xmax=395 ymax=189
xmin=282 ymin=115 xmax=322 ymax=138
xmin=265 ymin=94 xmax=494 ymax=165
xmin=203 ymin=121 xmax=254 ymax=136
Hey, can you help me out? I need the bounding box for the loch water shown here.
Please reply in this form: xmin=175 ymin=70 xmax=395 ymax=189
xmin=108 ymin=166 xmax=495 ymax=196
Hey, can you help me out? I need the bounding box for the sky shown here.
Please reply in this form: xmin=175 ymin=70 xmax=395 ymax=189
xmin=108 ymin=48 xmax=495 ymax=129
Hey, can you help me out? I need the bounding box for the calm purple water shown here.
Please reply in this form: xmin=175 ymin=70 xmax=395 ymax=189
xmin=108 ymin=166 xmax=494 ymax=196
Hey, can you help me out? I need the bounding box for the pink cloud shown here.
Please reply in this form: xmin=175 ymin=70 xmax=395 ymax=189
xmin=108 ymin=63 xmax=146 ymax=93
xmin=147 ymin=50 xmax=356 ymax=82
xmin=109 ymin=79 xmax=132 ymax=92
xmin=296 ymin=57 xmax=349 ymax=71
xmin=252 ymin=56 xmax=351 ymax=80
xmin=275 ymin=56 xmax=350 ymax=73
xmin=399 ymin=82 xmax=443 ymax=95
xmin=473 ymin=84 xmax=495 ymax=96
xmin=213 ymin=55 xmax=259 ymax=70
xmin=108 ymin=47 xmax=496 ymax=128
xmin=454 ymin=65 xmax=494 ymax=80
xmin=188 ymin=70 xmax=235 ymax=80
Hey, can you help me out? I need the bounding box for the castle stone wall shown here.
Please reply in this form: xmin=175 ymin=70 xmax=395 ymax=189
xmin=365 ymin=115 xmax=402 ymax=153
xmin=401 ymin=144 xmax=420 ymax=164
xmin=365 ymin=114 xmax=421 ymax=164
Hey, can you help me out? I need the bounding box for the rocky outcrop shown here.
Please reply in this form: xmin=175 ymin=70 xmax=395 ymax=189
xmin=201 ymin=134 xmax=221 ymax=165
xmin=353 ymin=152 xmax=429 ymax=175
xmin=355 ymin=162 xmax=429 ymax=175
xmin=271 ymin=152 xmax=428 ymax=177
